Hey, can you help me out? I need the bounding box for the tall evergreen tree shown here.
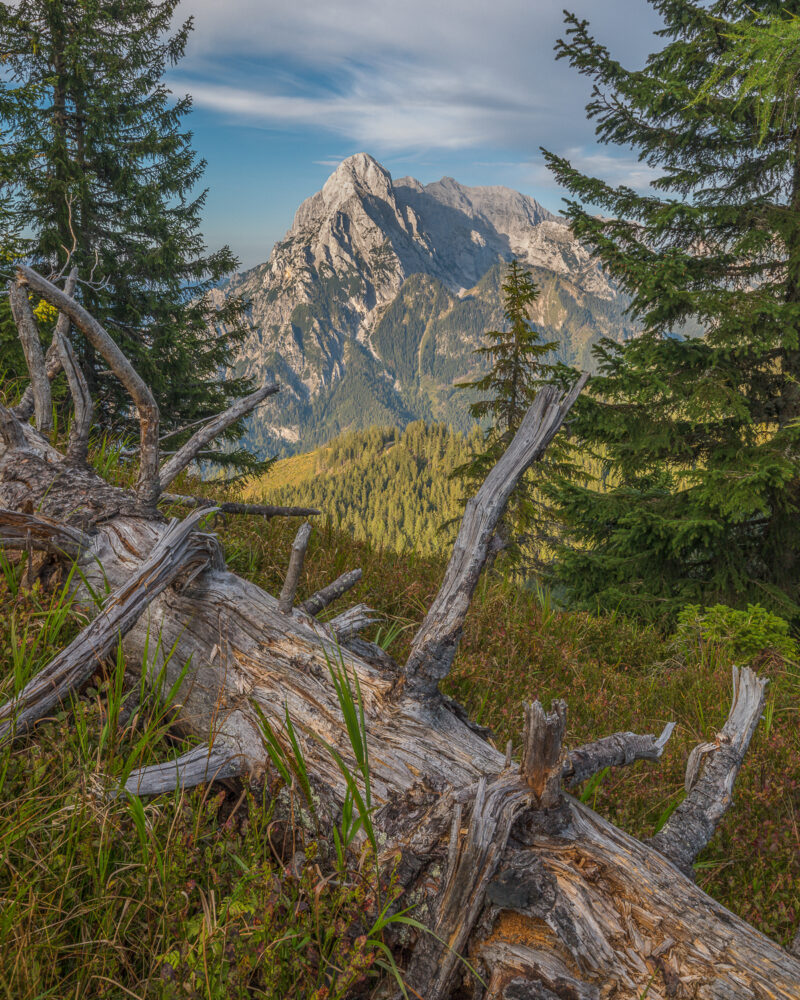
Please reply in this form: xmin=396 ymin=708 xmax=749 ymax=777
xmin=453 ymin=259 xmax=559 ymax=557
xmin=0 ymin=0 xmax=255 ymax=465
xmin=542 ymin=1 xmax=800 ymax=622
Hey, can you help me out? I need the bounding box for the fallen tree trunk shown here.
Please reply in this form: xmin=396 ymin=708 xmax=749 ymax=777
xmin=1 ymin=269 xmax=798 ymax=999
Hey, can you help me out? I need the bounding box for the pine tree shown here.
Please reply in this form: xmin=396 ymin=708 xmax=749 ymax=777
xmin=452 ymin=259 xmax=559 ymax=557
xmin=541 ymin=1 xmax=800 ymax=623
xmin=0 ymin=0 xmax=256 ymax=467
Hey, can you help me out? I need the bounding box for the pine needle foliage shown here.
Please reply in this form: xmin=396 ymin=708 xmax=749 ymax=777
xmin=452 ymin=259 xmax=561 ymax=561
xmin=541 ymin=0 xmax=800 ymax=624
xmin=0 ymin=0 xmax=260 ymax=471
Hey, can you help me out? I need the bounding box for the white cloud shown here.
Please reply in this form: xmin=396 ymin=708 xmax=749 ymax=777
xmin=174 ymin=0 xmax=662 ymax=163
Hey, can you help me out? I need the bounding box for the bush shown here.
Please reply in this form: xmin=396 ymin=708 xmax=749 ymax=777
xmin=674 ymin=603 xmax=797 ymax=664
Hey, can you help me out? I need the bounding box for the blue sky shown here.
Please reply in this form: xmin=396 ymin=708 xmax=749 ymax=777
xmin=172 ymin=0 xmax=663 ymax=270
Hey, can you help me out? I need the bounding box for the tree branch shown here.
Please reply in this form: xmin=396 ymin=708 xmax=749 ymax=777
xmin=0 ymin=508 xmax=91 ymax=559
xmin=404 ymin=377 xmax=588 ymax=695
xmin=158 ymin=381 xmax=279 ymax=491
xmin=9 ymin=279 xmax=52 ymax=433
xmin=17 ymin=265 xmax=161 ymax=508
xmin=117 ymin=741 xmax=245 ymax=798
xmin=300 ymin=568 xmax=362 ymax=616
xmin=53 ymin=271 xmax=92 ymax=465
xmin=649 ymin=665 xmax=767 ymax=876
xmin=0 ymin=508 xmax=219 ymax=743
xmin=12 ymin=269 xmax=78 ymax=424
xmin=563 ymin=723 xmax=675 ymax=788
xmin=278 ymin=521 xmax=312 ymax=614
xmin=159 ymin=493 xmax=320 ymax=519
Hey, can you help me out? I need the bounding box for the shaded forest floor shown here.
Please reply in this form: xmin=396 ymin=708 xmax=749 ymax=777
xmin=1 ymin=464 xmax=799 ymax=998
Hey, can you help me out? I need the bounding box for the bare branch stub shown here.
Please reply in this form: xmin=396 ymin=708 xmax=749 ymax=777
xmin=9 ymin=278 xmax=52 ymax=433
xmin=17 ymin=265 xmax=161 ymax=509
xmin=404 ymin=376 xmax=588 ymax=696
xmin=649 ymin=665 xmax=767 ymax=876
xmin=158 ymin=381 xmax=279 ymax=491
xmin=327 ymin=603 xmax=382 ymax=641
xmin=521 ymin=699 xmax=567 ymax=808
xmin=563 ymin=723 xmax=675 ymax=788
xmin=278 ymin=521 xmax=312 ymax=614
xmin=300 ymin=568 xmax=362 ymax=617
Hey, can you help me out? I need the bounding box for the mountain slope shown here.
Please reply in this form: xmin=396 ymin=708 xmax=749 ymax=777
xmin=244 ymin=421 xmax=480 ymax=554
xmin=217 ymin=153 xmax=637 ymax=455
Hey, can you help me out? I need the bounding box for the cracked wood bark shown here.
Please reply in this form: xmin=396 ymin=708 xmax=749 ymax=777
xmin=1 ymin=391 xmax=799 ymax=996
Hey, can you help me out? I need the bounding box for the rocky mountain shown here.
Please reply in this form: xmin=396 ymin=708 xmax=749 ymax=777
xmin=216 ymin=152 xmax=637 ymax=456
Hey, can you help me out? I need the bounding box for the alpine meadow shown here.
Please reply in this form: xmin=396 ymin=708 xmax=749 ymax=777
xmin=2 ymin=3 xmax=800 ymax=1000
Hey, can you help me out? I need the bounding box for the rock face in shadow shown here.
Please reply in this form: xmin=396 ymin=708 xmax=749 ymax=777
xmin=215 ymin=152 xmax=637 ymax=456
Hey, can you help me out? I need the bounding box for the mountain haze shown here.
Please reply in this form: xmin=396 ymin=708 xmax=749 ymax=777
xmin=215 ymin=153 xmax=637 ymax=456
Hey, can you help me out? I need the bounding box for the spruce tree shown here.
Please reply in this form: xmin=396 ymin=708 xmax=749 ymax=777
xmin=0 ymin=0 xmax=255 ymax=466
xmin=453 ymin=259 xmax=559 ymax=557
xmin=542 ymin=1 xmax=800 ymax=622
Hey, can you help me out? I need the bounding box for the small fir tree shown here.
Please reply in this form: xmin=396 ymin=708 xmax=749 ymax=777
xmin=453 ymin=259 xmax=559 ymax=559
xmin=0 ymin=0 xmax=259 ymax=471
xmin=540 ymin=1 xmax=800 ymax=623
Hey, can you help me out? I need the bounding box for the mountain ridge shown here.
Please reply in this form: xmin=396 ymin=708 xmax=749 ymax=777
xmin=215 ymin=153 xmax=638 ymax=456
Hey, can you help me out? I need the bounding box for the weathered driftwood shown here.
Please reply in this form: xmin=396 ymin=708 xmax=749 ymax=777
xmin=1 ymin=275 xmax=798 ymax=998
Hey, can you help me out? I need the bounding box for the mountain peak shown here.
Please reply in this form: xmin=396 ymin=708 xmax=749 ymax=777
xmin=322 ymin=152 xmax=394 ymax=205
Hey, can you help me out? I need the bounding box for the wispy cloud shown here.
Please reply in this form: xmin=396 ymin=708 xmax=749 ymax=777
xmin=176 ymin=0 xmax=662 ymax=166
